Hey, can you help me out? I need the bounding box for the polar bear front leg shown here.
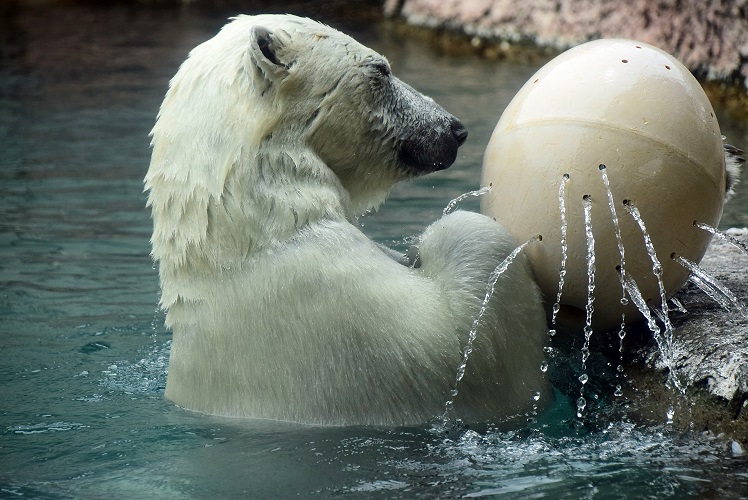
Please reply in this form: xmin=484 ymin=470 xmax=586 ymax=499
xmin=414 ymin=211 xmax=551 ymax=414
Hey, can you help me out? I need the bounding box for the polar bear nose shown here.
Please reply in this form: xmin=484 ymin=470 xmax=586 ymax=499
xmin=451 ymin=120 xmax=468 ymax=147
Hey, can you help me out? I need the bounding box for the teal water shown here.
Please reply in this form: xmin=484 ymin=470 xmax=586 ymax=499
xmin=2 ymin=3 xmax=747 ymax=498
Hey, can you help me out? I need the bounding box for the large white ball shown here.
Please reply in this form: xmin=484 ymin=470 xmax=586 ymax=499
xmin=481 ymin=39 xmax=727 ymax=331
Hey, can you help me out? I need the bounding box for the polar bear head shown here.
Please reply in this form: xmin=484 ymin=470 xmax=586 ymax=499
xmin=145 ymin=15 xmax=467 ymax=296
xmin=240 ymin=16 xmax=469 ymax=197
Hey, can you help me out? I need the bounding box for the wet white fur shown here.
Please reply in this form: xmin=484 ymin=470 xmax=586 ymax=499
xmin=145 ymin=14 xmax=549 ymax=425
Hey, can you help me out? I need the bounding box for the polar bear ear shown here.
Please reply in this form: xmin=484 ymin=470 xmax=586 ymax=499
xmin=249 ymin=26 xmax=289 ymax=81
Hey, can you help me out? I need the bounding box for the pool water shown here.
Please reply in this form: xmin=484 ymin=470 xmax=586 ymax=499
xmin=2 ymin=3 xmax=747 ymax=498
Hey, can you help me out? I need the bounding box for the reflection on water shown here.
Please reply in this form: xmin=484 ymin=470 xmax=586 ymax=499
xmin=1 ymin=2 xmax=747 ymax=497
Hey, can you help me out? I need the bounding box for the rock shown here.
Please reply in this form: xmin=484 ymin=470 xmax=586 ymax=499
xmin=384 ymin=0 xmax=748 ymax=90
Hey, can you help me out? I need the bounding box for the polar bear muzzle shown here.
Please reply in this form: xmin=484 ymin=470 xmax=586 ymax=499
xmin=398 ymin=115 xmax=468 ymax=174
xmin=385 ymin=76 xmax=468 ymax=176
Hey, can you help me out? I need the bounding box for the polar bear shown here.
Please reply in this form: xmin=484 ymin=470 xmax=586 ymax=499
xmin=145 ymin=14 xmax=549 ymax=426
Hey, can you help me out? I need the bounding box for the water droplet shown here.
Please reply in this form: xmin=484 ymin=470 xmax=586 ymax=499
xmin=533 ymin=391 xmax=541 ymax=401
xmin=616 ymin=364 xmax=624 ymax=373
xmin=576 ymin=396 xmax=587 ymax=417
xmin=614 ymin=385 xmax=623 ymax=397
xmin=620 ymin=297 xmax=629 ymax=305
xmin=581 ymin=347 xmax=590 ymax=364
xmin=666 ymin=405 xmax=675 ymax=424
xmin=579 ymin=373 xmax=589 ymax=385
xmin=548 ymin=328 xmax=556 ymax=337
xmin=540 ymin=361 xmax=548 ymax=373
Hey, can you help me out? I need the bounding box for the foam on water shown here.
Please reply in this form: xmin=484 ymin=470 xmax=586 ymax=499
xmin=101 ymin=340 xmax=170 ymax=395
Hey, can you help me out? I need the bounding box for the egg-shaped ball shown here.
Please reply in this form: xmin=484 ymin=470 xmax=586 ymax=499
xmin=481 ymin=39 xmax=727 ymax=331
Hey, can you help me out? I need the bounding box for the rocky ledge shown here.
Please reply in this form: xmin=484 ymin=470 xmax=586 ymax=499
xmin=384 ymin=0 xmax=748 ymax=91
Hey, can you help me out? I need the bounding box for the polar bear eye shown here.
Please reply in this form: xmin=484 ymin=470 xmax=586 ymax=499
xmin=369 ymin=61 xmax=391 ymax=78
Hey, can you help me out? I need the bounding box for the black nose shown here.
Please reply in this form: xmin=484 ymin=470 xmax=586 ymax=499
xmin=451 ymin=120 xmax=468 ymax=147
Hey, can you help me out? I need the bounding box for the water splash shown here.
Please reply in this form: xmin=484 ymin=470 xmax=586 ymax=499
xmin=669 ymin=297 xmax=687 ymax=314
xmin=673 ymin=253 xmax=748 ymax=316
xmin=443 ymin=235 xmax=541 ymax=423
xmin=549 ymin=173 xmax=570 ymax=331
xmin=694 ymin=222 xmax=748 ymax=256
xmin=623 ymin=201 xmax=677 ymax=369
xmin=599 ymin=164 xmax=628 ymax=392
xmin=622 ymin=275 xmax=684 ymax=394
xmin=577 ymin=194 xmax=595 ymax=418
xmin=443 ymin=186 xmax=492 ymax=216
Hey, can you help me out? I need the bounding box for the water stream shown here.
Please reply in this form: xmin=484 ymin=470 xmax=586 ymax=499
xmin=695 ymin=221 xmax=748 ymax=255
xmin=549 ymin=173 xmax=570 ymax=332
xmin=598 ymin=165 xmax=629 ymax=397
xmin=674 ymin=254 xmax=748 ymax=316
xmin=443 ymin=186 xmax=492 ymax=216
xmin=623 ymin=200 xmax=683 ymax=393
xmin=443 ymin=235 xmax=541 ymax=423
xmin=576 ymin=195 xmax=596 ymax=418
